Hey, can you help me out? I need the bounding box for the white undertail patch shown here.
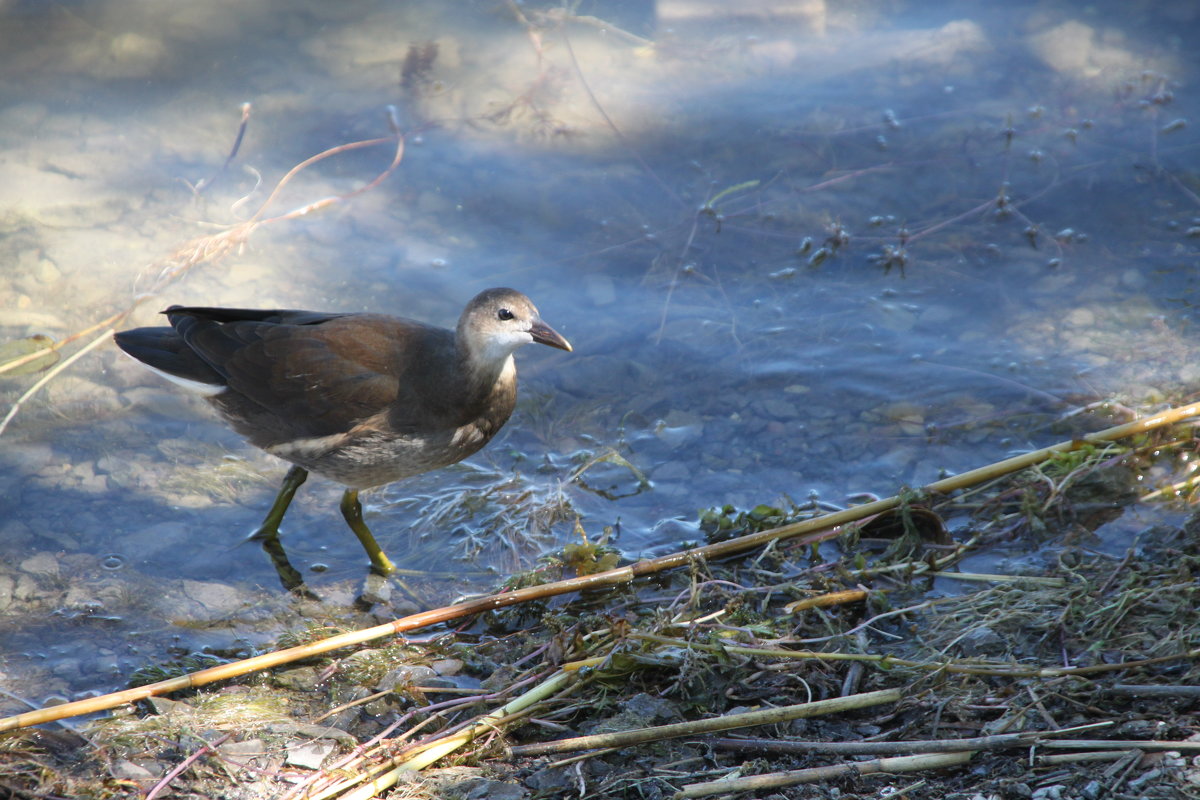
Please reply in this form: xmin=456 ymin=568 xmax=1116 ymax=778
xmin=134 ymin=360 xmax=227 ymax=397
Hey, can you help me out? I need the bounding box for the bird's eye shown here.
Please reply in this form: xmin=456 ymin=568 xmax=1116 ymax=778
xmin=497 ymin=308 xmax=514 ymax=321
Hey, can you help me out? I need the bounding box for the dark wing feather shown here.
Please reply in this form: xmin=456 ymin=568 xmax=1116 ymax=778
xmin=165 ymin=306 xmax=347 ymax=326
xmin=163 ymin=309 xmax=460 ymax=446
xmin=120 ymin=306 xmax=496 ymax=452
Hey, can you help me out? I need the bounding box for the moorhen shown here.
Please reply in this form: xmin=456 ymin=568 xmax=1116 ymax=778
xmin=114 ymin=288 xmax=571 ymax=584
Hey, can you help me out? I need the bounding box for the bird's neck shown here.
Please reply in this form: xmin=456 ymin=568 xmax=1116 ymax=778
xmin=458 ymin=341 xmax=517 ymax=395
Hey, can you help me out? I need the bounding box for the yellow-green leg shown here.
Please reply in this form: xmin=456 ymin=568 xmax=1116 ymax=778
xmin=340 ymin=489 xmax=397 ymax=575
xmin=251 ymin=465 xmax=310 ymax=592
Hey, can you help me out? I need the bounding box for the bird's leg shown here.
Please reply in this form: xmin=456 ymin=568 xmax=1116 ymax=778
xmin=340 ymin=489 xmax=398 ymax=575
xmin=256 ymin=465 xmax=309 ymax=535
xmin=250 ymin=465 xmax=310 ymax=592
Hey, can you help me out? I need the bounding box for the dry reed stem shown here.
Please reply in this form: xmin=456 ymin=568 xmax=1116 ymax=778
xmin=709 ymin=721 xmax=1112 ymax=755
xmin=1 ymin=401 xmax=1196 ymax=732
xmin=1104 ymin=684 xmax=1200 ymax=698
xmin=783 ymin=589 xmax=870 ymax=613
xmin=0 ymin=329 xmax=118 ymax=436
xmin=506 ymin=688 xmax=902 ymax=758
xmin=1035 ymin=751 xmax=1130 ymax=766
xmin=144 ymin=732 xmax=232 ymax=800
xmin=923 ymin=571 xmax=1067 ymax=586
xmin=0 ymin=310 xmax=131 ymax=377
xmin=673 ymin=751 xmax=974 ymax=799
xmin=313 ymin=669 xmax=577 ymax=800
xmin=1043 ymin=739 xmax=1200 ymax=751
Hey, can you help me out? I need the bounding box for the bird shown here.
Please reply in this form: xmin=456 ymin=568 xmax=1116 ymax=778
xmin=113 ymin=288 xmax=572 ymax=586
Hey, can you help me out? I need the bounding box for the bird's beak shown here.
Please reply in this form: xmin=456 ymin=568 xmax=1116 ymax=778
xmin=530 ymin=320 xmax=572 ymax=352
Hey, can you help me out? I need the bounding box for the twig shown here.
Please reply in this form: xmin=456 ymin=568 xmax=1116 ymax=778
xmin=506 ymin=688 xmax=902 ymax=757
xmin=0 ymin=329 xmax=116 ymax=436
xmin=145 ymin=732 xmax=233 ymax=800
xmin=0 ymin=309 xmax=131 ymax=377
xmin=1102 ymin=684 xmax=1200 ymax=698
xmin=192 ymin=102 xmax=252 ymax=195
xmin=923 ymin=571 xmax=1067 ymax=586
xmin=328 ymin=669 xmax=578 ymax=800
xmin=784 ymin=588 xmax=870 ymax=613
xmin=710 ymin=721 xmax=1111 ymax=754
xmin=1042 ymin=738 xmax=1200 ymax=751
xmin=1035 ymin=750 xmax=1131 ymax=766
xmin=673 ymin=751 xmax=973 ymax=799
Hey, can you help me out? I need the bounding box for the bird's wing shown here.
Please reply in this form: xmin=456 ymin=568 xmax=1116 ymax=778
xmin=169 ymin=309 xmax=457 ymax=442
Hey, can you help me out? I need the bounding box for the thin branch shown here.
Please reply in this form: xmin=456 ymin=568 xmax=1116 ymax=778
xmin=674 ymin=751 xmax=974 ymax=798
xmin=506 ymin=688 xmax=902 ymax=757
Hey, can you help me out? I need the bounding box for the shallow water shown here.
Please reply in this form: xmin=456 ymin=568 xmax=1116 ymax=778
xmin=1 ymin=0 xmax=1199 ymax=709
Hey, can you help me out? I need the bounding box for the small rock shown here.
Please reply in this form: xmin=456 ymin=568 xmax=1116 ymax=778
xmin=50 ymin=658 xmax=81 ymax=679
xmin=957 ymin=626 xmax=1005 ymax=656
xmin=111 ymin=760 xmax=156 ymax=781
xmin=144 ymin=696 xmax=194 ymax=717
xmin=1065 ymin=308 xmax=1095 ymax=327
xmin=218 ymin=738 xmax=267 ymax=768
xmin=654 ymin=422 xmax=702 ymax=448
xmin=34 ymin=258 xmax=62 ymax=285
xmin=457 ymin=777 xmax=527 ymax=800
xmin=44 ymin=376 xmax=122 ymax=413
xmin=273 ymin=666 xmax=322 ymax=693
xmin=651 ymin=461 xmax=690 ymax=482
xmin=0 ymin=521 xmax=34 ymax=550
xmin=20 ymin=552 xmax=60 ymax=576
xmin=119 ymin=521 xmax=190 ymax=563
xmin=268 ymin=721 xmax=357 ymax=744
xmin=662 ymin=410 xmax=703 ymax=428
xmin=1119 ymin=269 xmax=1146 ymax=290
xmin=358 ymin=573 xmax=392 ymax=607
xmin=62 ymin=585 xmax=102 ymax=610
xmin=13 ymin=575 xmax=44 ymax=599
xmin=524 ymin=765 xmax=573 ymax=793
xmin=1128 ymin=768 xmax=1166 ymax=790
xmin=286 ymin=739 xmax=336 ymax=769
xmin=378 ymin=665 xmax=438 ymax=693
xmin=759 ymin=396 xmax=799 ymax=420
xmin=0 ymin=575 xmax=15 ymax=611
xmin=621 ymin=693 xmax=680 ymax=724
xmin=179 ymin=579 xmax=246 ymax=617
xmin=430 ymin=658 xmax=463 ymax=676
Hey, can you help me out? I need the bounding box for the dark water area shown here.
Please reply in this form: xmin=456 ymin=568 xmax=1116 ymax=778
xmin=1 ymin=0 xmax=1198 ymax=709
